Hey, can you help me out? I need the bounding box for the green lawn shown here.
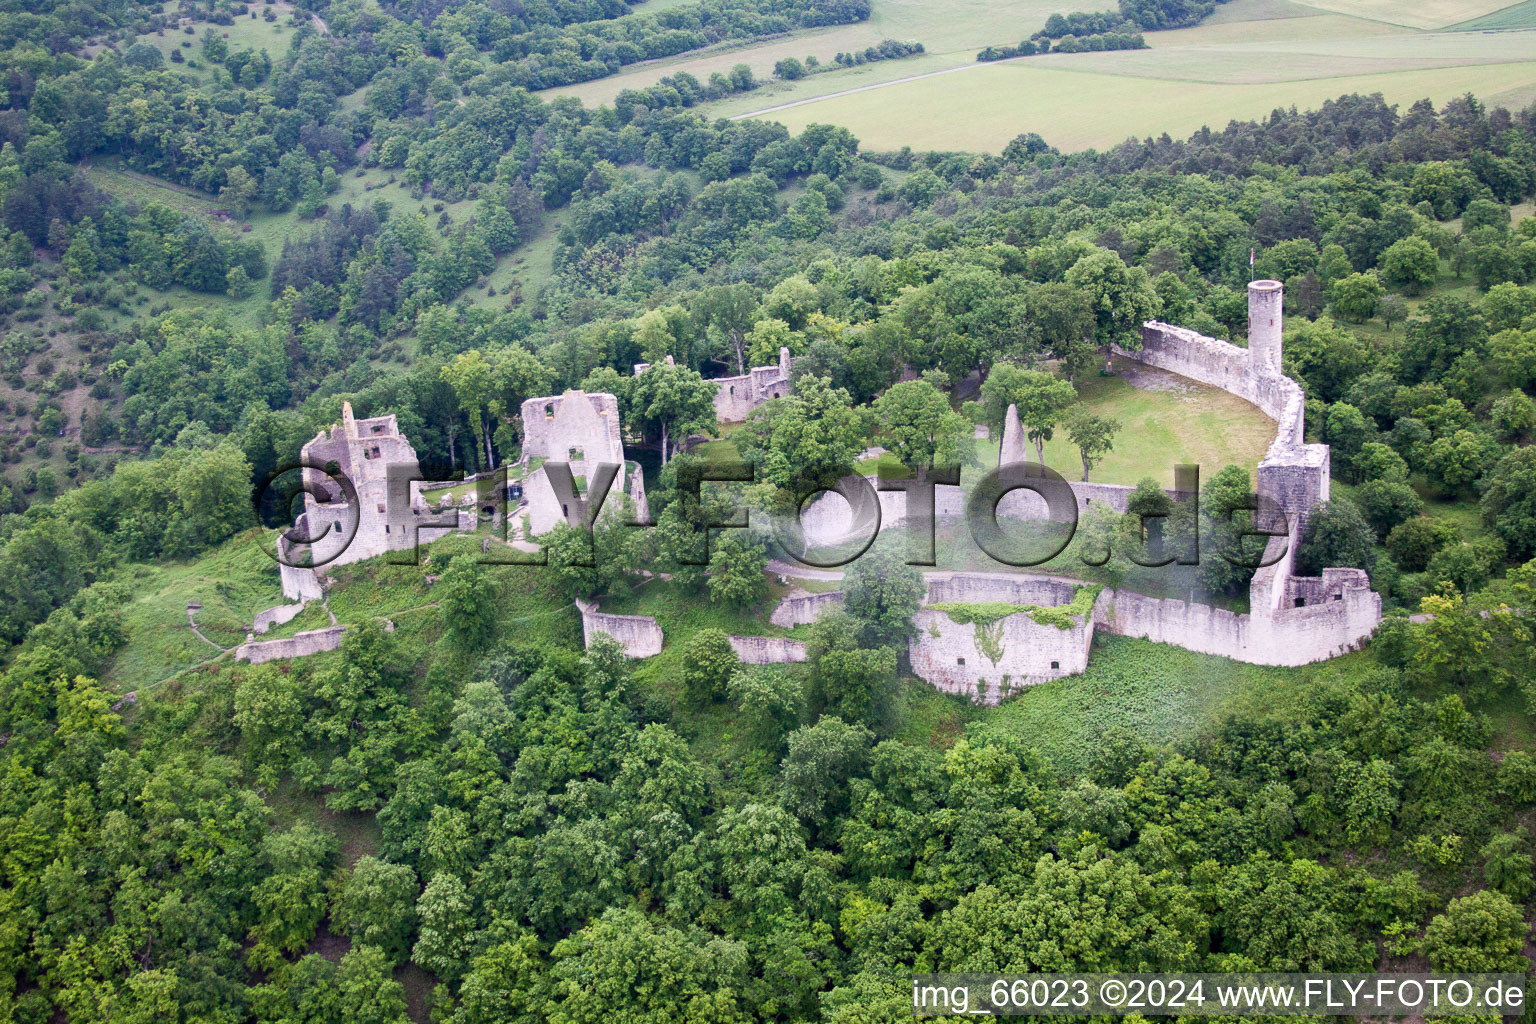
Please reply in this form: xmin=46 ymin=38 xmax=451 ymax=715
xmin=1031 ymin=357 xmax=1274 ymax=487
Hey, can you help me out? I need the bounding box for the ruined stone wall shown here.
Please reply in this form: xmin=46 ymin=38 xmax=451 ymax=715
xmin=575 ymin=599 xmax=663 ymax=657
xmin=923 ymin=572 xmax=1076 ymax=606
xmin=524 ymin=465 xmax=564 ymax=536
xmin=711 ymin=348 xmax=793 ymax=423
xmin=769 ymin=590 xmax=843 ymax=627
xmin=1095 ymin=589 xmax=1249 ymax=660
xmin=253 ymin=601 xmax=307 ymax=635
xmin=279 ymin=530 xmax=323 ymax=602
xmin=297 ymin=404 xmax=425 ymax=570
xmin=909 ymin=606 xmax=1092 ymax=704
xmin=729 ymin=635 xmax=808 ymax=664
xmin=795 ymin=476 xmax=1155 ymax=544
xmin=522 ymin=462 xmax=645 ymax=538
xmin=520 ymin=391 xmax=624 ymax=464
xmin=236 ymin=626 xmax=347 ymax=665
xmin=1096 ymin=576 xmax=1378 ymax=667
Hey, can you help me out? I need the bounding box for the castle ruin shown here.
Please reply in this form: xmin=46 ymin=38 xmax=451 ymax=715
xmin=761 ymin=279 xmax=1381 ymax=699
xmin=518 ymin=389 xmax=648 ymax=536
xmin=262 ymin=285 xmax=1380 ymax=696
xmin=711 ymin=347 xmax=794 ymax=423
xmin=633 ymin=347 xmax=795 ymax=424
xmin=279 ymin=403 xmax=468 ymax=601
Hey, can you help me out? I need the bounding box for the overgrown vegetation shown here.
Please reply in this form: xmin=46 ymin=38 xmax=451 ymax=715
xmin=930 ymin=583 xmax=1103 ymax=630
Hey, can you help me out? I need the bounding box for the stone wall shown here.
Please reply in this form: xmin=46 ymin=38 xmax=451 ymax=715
xmin=795 ymin=476 xmax=1163 ymax=544
xmin=236 ymin=626 xmax=347 ymax=664
xmin=769 ymin=589 xmax=843 ymax=627
xmin=729 ymin=635 xmax=808 ymax=663
xmin=1095 ymin=573 xmax=1379 ymax=667
xmin=520 ymin=390 xmax=625 ymax=465
xmin=711 ymin=347 xmax=793 ymax=423
xmin=297 ymin=404 xmax=423 ymax=570
xmin=922 ymin=571 xmax=1076 ymax=606
xmin=253 ymin=601 xmax=308 ymax=635
xmin=523 ymin=461 xmax=647 ymax=538
xmin=279 ymin=540 xmax=324 ymax=602
xmin=575 ymin=599 xmax=663 ymax=657
xmin=910 ymin=603 xmax=1093 ymax=704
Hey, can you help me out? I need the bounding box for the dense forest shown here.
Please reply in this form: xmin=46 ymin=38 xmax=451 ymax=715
xmin=0 ymin=0 xmax=1535 ymax=1018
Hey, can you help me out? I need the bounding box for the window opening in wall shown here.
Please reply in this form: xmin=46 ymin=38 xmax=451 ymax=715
xmin=1050 ymin=661 xmax=1059 ymax=670
xmin=956 ymin=657 xmax=965 ymax=666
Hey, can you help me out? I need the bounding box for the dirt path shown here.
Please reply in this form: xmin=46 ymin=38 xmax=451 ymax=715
xmin=767 ymin=559 xmax=845 ymax=581
xmin=187 ymin=607 xmax=229 ymax=652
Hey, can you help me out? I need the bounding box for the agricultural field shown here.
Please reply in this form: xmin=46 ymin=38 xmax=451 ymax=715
xmin=549 ymin=0 xmax=1536 ymax=153
xmin=1450 ymin=0 xmax=1536 ymax=29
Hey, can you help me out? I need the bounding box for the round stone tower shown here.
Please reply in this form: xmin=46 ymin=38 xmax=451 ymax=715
xmin=1247 ymin=279 xmax=1283 ymax=377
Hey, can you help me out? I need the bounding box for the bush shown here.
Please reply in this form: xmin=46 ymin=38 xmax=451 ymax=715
xmin=681 ymin=629 xmax=738 ymax=703
xmin=1295 ymin=498 xmax=1375 ymax=576
xmin=1385 ymin=516 xmax=1457 ymax=572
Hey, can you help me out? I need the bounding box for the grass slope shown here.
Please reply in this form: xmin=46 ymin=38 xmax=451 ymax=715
xmin=1035 ymin=357 xmax=1275 ymax=486
xmin=969 ymin=633 xmax=1327 ymax=776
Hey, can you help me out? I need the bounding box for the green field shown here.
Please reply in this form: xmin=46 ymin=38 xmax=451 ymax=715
xmin=1449 ymin=0 xmax=1536 ymax=29
xmin=552 ymin=0 xmax=1536 ymax=154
